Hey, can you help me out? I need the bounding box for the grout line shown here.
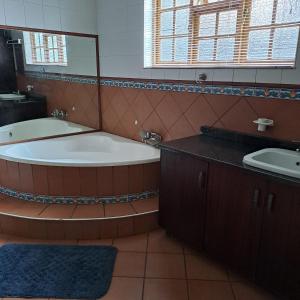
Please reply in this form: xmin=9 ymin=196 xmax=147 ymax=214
xmin=113 ymin=275 xmax=232 ymax=282
xmin=229 ymin=281 xmax=238 ymax=300
xmin=130 ymin=202 xmax=138 ymax=214
xmin=141 ymin=232 xmax=149 ymax=300
xmin=37 ymin=204 xmax=50 ymax=216
xmin=183 ymin=250 xmax=190 ymax=300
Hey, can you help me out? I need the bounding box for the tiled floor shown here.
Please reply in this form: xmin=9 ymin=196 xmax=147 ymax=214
xmin=0 ymin=229 xmax=280 ymax=300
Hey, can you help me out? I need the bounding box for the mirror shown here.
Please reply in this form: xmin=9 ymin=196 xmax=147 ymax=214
xmin=0 ymin=27 xmax=100 ymax=145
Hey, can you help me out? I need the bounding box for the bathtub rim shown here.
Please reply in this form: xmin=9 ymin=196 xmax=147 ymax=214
xmin=0 ymin=118 xmax=96 ymax=147
xmin=0 ymin=131 xmax=161 ymax=167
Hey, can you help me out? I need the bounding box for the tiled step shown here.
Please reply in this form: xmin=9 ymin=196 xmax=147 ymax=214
xmin=0 ymin=196 xmax=159 ymax=240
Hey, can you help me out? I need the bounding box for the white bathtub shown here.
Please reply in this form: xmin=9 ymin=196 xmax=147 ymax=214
xmin=0 ymin=132 xmax=161 ymax=166
xmin=0 ymin=118 xmax=93 ymax=143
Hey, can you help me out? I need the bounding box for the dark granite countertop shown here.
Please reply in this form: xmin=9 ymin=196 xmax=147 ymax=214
xmin=160 ymin=127 xmax=300 ymax=187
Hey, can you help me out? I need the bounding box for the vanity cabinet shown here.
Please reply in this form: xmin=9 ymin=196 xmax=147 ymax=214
xmin=159 ymin=148 xmax=300 ymax=299
xmin=205 ymin=162 xmax=266 ymax=279
xmin=256 ymin=182 xmax=300 ymax=299
xmin=159 ymin=149 xmax=208 ymax=249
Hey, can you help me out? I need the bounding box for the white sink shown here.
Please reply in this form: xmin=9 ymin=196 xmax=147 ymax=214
xmin=243 ymin=148 xmax=300 ymax=179
xmin=0 ymin=94 xmax=26 ymax=101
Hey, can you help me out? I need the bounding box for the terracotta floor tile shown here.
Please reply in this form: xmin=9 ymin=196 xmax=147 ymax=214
xmin=78 ymin=239 xmax=113 ymax=245
xmin=12 ymin=202 xmax=48 ymax=217
xmin=0 ymin=198 xmax=26 ymax=213
xmin=131 ymin=198 xmax=159 ymax=214
xmin=144 ymin=278 xmax=188 ymax=300
xmin=113 ymin=233 xmax=147 ymax=252
xmin=189 ymin=280 xmax=235 ymax=300
xmin=113 ymin=252 xmax=146 ymax=277
xmin=185 ymin=254 xmax=229 ymax=281
xmin=101 ymin=277 xmax=143 ymax=300
xmin=6 ymin=238 xmax=77 ymax=245
xmin=0 ymin=233 xmax=9 ymax=245
xmin=72 ymin=204 xmax=104 ymax=219
xmin=38 ymin=205 xmax=76 ymax=219
xmin=146 ymin=253 xmax=186 ymax=279
xmin=148 ymin=229 xmax=183 ymax=254
xmin=40 ymin=240 xmax=78 ymax=245
xmin=232 ymin=282 xmax=279 ymax=300
xmin=105 ymin=203 xmax=136 ymax=217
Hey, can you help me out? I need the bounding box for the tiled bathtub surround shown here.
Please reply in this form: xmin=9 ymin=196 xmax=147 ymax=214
xmin=0 ymin=159 xmax=160 ymax=203
xmin=0 ymin=186 xmax=159 ymax=205
xmin=17 ymin=73 xmax=100 ymax=129
xmin=0 ymin=197 xmax=159 ymax=239
xmin=100 ymin=78 xmax=300 ymax=142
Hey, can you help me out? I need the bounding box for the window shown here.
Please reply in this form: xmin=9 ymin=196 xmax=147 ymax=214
xmin=23 ymin=32 xmax=68 ymax=66
xmin=144 ymin=0 xmax=300 ymax=67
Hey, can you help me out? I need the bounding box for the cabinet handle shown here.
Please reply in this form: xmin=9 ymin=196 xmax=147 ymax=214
xmin=267 ymin=193 xmax=275 ymax=213
xmin=252 ymin=188 xmax=260 ymax=208
xmin=198 ymin=171 xmax=205 ymax=189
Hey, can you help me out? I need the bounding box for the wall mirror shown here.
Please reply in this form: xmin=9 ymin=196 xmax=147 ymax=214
xmin=0 ymin=26 xmax=100 ymax=145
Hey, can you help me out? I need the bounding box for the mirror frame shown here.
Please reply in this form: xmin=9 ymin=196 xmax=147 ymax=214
xmin=0 ymin=24 xmax=101 ymax=146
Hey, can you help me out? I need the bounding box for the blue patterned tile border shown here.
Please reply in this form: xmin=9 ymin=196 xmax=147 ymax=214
xmin=24 ymin=71 xmax=98 ymax=85
xmin=25 ymin=72 xmax=300 ymax=100
xmin=0 ymin=186 xmax=159 ymax=205
xmin=100 ymin=78 xmax=300 ymax=101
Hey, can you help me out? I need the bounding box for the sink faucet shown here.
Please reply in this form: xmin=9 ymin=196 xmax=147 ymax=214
xmin=139 ymin=130 xmax=162 ymax=148
xmin=51 ymin=109 xmax=68 ymax=120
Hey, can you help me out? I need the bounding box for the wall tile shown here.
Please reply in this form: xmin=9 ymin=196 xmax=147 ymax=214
xmin=6 ymin=161 xmax=20 ymax=190
xmin=129 ymin=165 xmax=144 ymax=194
xmin=255 ymin=69 xmax=282 ymax=84
xmin=0 ymin=0 xmax=5 ymax=24
xmin=97 ymin=167 xmax=113 ymax=196
xmin=32 ymin=165 xmax=48 ymax=195
xmin=62 ymin=167 xmax=81 ymax=196
xmin=43 ymin=5 xmax=61 ymax=30
xmin=17 ymin=75 xmax=100 ymax=129
xmin=19 ymin=163 xmax=34 ymax=193
xmin=101 ymin=84 xmax=300 ymax=142
xmin=233 ymin=69 xmax=257 ymax=83
xmin=24 ymin=2 xmax=44 ymax=29
xmin=80 ymin=168 xmax=98 ymax=196
xmin=113 ymin=166 xmax=129 ymax=196
xmin=4 ymin=0 xmax=26 ymax=27
xmin=47 ymin=167 xmax=63 ymax=196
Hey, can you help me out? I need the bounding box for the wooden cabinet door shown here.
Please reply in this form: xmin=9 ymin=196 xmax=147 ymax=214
xmin=286 ymin=191 xmax=300 ymax=300
xmin=256 ymin=183 xmax=300 ymax=299
xmin=205 ymin=163 xmax=266 ymax=278
xmin=159 ymin=149 xmax=208 ymax=249
xmin=159 ymin=149 xmax=183 ymax=235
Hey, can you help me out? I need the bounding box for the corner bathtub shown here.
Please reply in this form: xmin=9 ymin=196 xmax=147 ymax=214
xmin=0 ymin=132 xmax=160 ymax=167
xmin=0 ymin=117 xmax=93 ymax=143
xmin=0 ymin=132 xmax=161 ymax=204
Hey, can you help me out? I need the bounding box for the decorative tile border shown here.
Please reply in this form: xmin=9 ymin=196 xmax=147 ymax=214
xmin=24 ymin=71 xmax=300 ymax=100
xmin=24 ymin=71 xmax=98 ymax=85
xmin=100 ymin=78 xmax=300 ymax=100
xmin=0 ymin=186 xmax=159 ymax=205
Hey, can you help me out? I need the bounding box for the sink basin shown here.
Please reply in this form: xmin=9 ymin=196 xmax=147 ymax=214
xmin=243 ymin=148 xmax=300 ymax=179
xmin=0 ymin=94 xmax=26 ymax=101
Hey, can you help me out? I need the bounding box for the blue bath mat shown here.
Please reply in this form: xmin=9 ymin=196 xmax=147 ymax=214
xmin=0 ymin=244 xmax=117 ymax=299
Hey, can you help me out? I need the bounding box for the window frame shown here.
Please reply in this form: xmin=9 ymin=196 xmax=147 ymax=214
xmin=28 ymin=32 xmax=68 ymax=66
xmin=151 ymin=0 xmax=300 ymax=68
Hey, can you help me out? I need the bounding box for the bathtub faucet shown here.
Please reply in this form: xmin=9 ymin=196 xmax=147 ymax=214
xmin=139 ymin=130 xmax=162 ymax=148
xmin=51 ymin=109 xmax=68 ymax=120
